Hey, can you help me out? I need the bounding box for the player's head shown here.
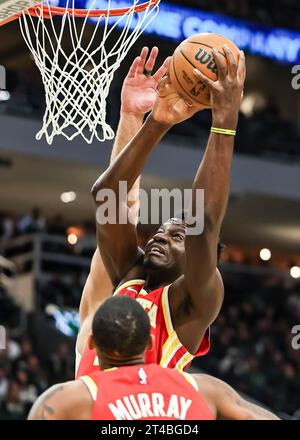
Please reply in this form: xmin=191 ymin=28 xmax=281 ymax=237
xmin=143 ymin=211 xmax=225 ymax=281
xmin=89 ymin=296 xmax=152 ymax=369
xmin=143 ymin=216 xmax=187 ymax=280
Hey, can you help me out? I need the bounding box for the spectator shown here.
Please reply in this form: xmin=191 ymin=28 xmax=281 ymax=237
xmin=48 ymin=342 xmax=74 ymax=383
xmin=17 ymin=208 xmax=46 ymax=235
xmin=26 ymin=355 xmax=48 ymax=394
xmin=0 ymin=381 xmax=28 ymax=420
xmin=15 ymin=369 xmax=38 ymax=406
xmin=12 ymin=337 xmax=33 ymax=374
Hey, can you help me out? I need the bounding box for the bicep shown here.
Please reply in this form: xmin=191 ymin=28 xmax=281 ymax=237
xmin=179 ymin=225 xmax=224 ymax=322
xmin=168 ymin=271 xmax=222 ymax=354
xmin=170 ymin=268 xmax=224 ymax=330
xmin=184 ymin=226 xmax=219 ymax=293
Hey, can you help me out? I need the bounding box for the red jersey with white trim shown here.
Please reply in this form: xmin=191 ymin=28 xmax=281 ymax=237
xmin=80 ymin=364 xmax=215 ymax=420
xmin=76 ymin=280 xmax=210 ymax=379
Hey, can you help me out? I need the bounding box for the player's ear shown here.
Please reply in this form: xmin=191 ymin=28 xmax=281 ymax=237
xmin=147 ymin=334 xmax=155 ymax=351
xmin=88 ymin=334 xmax=96 ymax=350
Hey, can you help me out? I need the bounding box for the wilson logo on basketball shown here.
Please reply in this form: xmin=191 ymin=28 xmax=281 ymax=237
xmin=194 ymin=49 xmax=218 ymax=75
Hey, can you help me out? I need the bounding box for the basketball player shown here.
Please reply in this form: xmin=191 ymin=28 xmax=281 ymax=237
xmin=28 ymin=297 xmax=279 ymax=420
xmin=81 ymin=46 xmax=246 ymax=374
xmin=76 ymin=47 xmax=171 ymax=375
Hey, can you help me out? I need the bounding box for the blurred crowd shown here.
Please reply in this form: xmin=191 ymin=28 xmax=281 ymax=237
xmin=195 ymin=273 xmax=300 ymax=418
xmin=0 ymin=208 xmax=92 ymax=311
xmin=38 ymin=273 xmax=85 ymax=310
xmin=0 ymin=208 xmax=94 ymax=247
xmin=183 ymin=101 xmax=300 ymax=159
xmin=0 ymin=208 xmax=55 ymax=244
xmin=235 ymin=106 xmax=300 ymax=159
xmin=0 ymin=329 xmax=74 ymax=420
xmin=1 ymin=209 xmax=300 ymax=418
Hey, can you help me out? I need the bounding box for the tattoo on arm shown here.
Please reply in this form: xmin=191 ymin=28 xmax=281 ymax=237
xmin=36 ymin=403 xmax=54 ymax=420
xmin=30 ymin=385 xmax=65 ymax=420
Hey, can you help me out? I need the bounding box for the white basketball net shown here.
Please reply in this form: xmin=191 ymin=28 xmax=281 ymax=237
xmin=19 ymin=0 xmax=160 ymax=144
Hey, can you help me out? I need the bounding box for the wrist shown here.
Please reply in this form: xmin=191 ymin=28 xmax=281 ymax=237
xmin=147 ymin=112 xmax=173 ymax=132
xmin=212 ymin=110 xmax=239 ymax=131
xmin=120 ymin=109 xmax=145 ymax=124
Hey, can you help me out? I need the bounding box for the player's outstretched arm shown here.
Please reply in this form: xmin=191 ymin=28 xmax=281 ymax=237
xmin=78 ymin=248 xmax=112 ymax=345
xmin=170 ymin=47 xmax=246 ymax=353
xmin=92 ymin=76 xmax=206 ymax=286
xmin=110 ymin=47 xmax=169 ymax=223
xmin=79 ymin=48 xmax=169 ymax=329
xmin=92 ymin=116 xmax=170 ymax=287
xmin=91 ymin=51 xmax=171 ymax=288
xmin=194 ymin=374 xmax=280 ymax=420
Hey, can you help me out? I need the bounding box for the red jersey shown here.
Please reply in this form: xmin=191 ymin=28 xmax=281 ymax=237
xmin=76 ymin=280 xmax=210 ymax=378
xmin=80 ymin=364 xmax=215 ymax=420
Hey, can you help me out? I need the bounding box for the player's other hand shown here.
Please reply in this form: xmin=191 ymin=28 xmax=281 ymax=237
xmin=193 ymin=46 xmax=246 ymax=129
xmin=121 ymin=47 xmax=171 ymax=117
xmin=151 ymin=75 xmax=207 ymax=126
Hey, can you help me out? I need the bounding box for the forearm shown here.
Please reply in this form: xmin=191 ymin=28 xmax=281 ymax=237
xmin=243 ymin=402 xmax=280 ymax=420
xmin=222 ymin=396 xmax=281 ymax=420
xmin=191 ymin=111 xmax=238 ymax=228
xmin=91 ymin=116 xmax=168 ymax=285
xmin=110 ymin=112 xmax=144 ymax=222
xmin=197 ymin=375 xmax=280 ymax=421
xmin=110 ymin=112 xmax=144 ymax=163
xmin=183 ymin=113 xmax=238 ymax=301
xmin=87 ymin=114 xmax=142 ymax=309
xmin=92 ymin=115 xmax=171 ymax=199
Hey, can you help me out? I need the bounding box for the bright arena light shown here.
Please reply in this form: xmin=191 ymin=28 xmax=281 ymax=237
xmin=240 ymin=93 xmax=266 ymax=117
xmin=0 ymin=90 xmax=10 ymax=101
xmin=290 ymin=266 xmax=300 ymax=279
xmin=60 ymin=191 xmax=77 ymax=203
xmin=260 ymin=248 xmax=271 ymax=261
xmin=67 ymin=233 xmax=78 ymax=245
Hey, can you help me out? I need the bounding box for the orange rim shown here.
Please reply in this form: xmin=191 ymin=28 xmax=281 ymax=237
xmin=0 ymin=0 xmax=160 ymax=25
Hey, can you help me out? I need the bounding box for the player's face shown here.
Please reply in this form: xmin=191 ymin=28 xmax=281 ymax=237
xmin=143 ymin=219 xmax=186 ymax=275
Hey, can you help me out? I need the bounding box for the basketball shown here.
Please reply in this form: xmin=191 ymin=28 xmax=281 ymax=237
xmin=169 ymin=33 xmax=240 ymax=107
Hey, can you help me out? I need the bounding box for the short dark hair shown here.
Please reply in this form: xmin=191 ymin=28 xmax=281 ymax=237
xmin=92 ymin=296 xmax=151 ymax=357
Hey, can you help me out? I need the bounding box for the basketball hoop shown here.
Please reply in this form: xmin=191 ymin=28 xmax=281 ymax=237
xmin=3 ymin=0 xmax=160 ymax=144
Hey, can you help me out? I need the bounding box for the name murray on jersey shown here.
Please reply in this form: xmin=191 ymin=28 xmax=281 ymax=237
xmin=108 ymin=392 xmax=192 ymax=420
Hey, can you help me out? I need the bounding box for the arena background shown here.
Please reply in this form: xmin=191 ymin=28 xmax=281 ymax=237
xmin=0 ymin=0 xmax=300 ymax=420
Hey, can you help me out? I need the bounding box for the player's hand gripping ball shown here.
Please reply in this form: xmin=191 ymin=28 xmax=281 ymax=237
xmin=169 ymin=33 xmax=240 ymax=107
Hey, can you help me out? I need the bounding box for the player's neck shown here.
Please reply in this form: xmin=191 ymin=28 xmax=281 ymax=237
xmin=144 ymin=269 xmax=180 ymax=291
xmin=100 ymin=354 xmax=145 ymax=370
